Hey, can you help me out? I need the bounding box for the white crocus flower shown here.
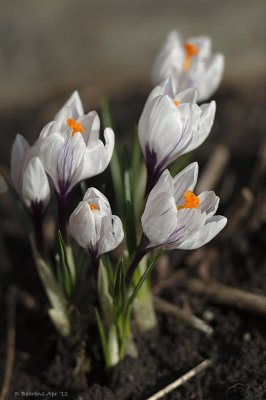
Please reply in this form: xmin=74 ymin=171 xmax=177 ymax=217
xmin=69 ymin=188 xmax=124 ymax=257
xmin=152 ymin=30 xmax=224 ymax=102
xmin=11 ymin=134 xmax=50 ymax=212
xmin=39 ymin=91 xmax=114 ymax=198
xmin=141 ymin=163 xmax=227 ymax=250
xmin=138 ymin=79 xmax=216 ymax=193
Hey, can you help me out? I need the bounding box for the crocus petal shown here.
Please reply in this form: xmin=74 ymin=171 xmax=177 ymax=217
xmin=83 ymin=187 xmax=111 ymax=215
xmin=198 ymin=191 xmax=219 ymax=219
xmin=184 ymin=101 xmax=216 ymax=154
xmin=78 ymin=111 xmax=100 ymax=145
xmin=80 ymin=128 xmax=114 ymax=180
xmin=187 ymin=35 xmax=211 ymax=57
xmin=142 ymin=170 xmax=177 ymax=242
xmin=174 ymin=88 xmax=197 ymax=104
xmin=164 ymin=207 xmax=206 ymax=249
xmin=98 ymin=215 xmax=124 ymax=255
xmin=69 ymin=202 xmax=100 ymax=250
xmin=40 ymin=131 xmax=86 ymax=194
xmin=173 ymin=162 xmax=199 ymax=204
xmin=11 ymin=134 xmax=29 ymax=192
xmin=196 ymin=54 xmax=225 ymax=102
xmin=22 ymin=156 xmax=50 ymax=209
xmin=178 ymin=215 xmax=227 ymax=250
xmin=54 ymin=91 xmax=84 ymax=121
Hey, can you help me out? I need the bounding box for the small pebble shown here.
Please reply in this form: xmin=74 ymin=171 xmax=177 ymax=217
xmin=243 ymin=332 xmax=251 ymax=341
xmin=203 ymin=310 xmax=215 ymax=322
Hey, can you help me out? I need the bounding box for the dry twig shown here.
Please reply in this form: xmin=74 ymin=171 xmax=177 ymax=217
xmin=176 ymin=276 xmax=266 ymax=316
xmin=0 ymin=286 xmax=17 ymax=400
xmin=196 ymin=144 xmax=230 ymax=193
xmin=145 ymin=359 xmax=212 ymax=400
xmin=153 ymin=296 xmax=213 ymax=335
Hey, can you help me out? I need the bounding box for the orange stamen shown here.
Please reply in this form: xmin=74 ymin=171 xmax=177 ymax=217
xmin=89 ymin=203 xmax=98 ymax=211
xmin=174 ymin=100 xmax=179 ymax=107
xmin=183 ymin=42 xmax=199 ymax=72
xmin=177 ymin=190 xmax=200 ymax=210
xmin=67 ymin=118 xmax=85 ymax=137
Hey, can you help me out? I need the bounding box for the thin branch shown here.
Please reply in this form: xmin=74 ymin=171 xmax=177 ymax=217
xmin=153 ymin=296 xmax=213 ymax=335
xmin=0 ymin=286 xmax=17 ymax=400
xmin=145 ymin=359 xmax=212 ymax=400
xmin=176 ymin=276 xmax=266 ymax=316
xmin=196 ymin=144 xmax=230 ymax=193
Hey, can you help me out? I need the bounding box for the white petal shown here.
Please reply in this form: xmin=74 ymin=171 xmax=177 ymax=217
xmin=79 ymin=111 xmax=100 ymax=145
xmin=22 ymin=156 xmax=50 ymax=208
xmin=198 ymin=191 xmax=219 ymax=219
xmin=142 ymin=190 xmax=177 ymax=245
xmin=173 ymin=162 xmax=199 ymax=204
xmin=174 ymin=88 xmax=197 ymax=104
xmin=40 ymin=132 xmax=86 ymax=194
xmin=98 ymin=215 xmax=124 ymax=255
xmin=83 ymin=187 xmax=111 ymax=215
xmin=80 ymin=128 xmax=114 ymax=180
xmin=184 ymin=101 xmax=216 ymax=153
xmin=55 ymin=91 xmax=84 ymax=121
xmin=187 ymin=35 xmax=211 ymax=57
xmin=11 ymin=134 xmax=29 ymax=193
xmin=69 ymin=202 xmax=100 ymax=250
xmin=197 ymin=54 xmax=225 ymax=102
xmin=178 ymin=215 xmax=227 ymax=250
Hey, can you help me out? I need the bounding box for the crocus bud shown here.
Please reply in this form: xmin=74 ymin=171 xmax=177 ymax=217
xmin=11 ymin=134 xmax=50 ymax=212
xmin=141 ymin=163 xmax=227 ymax=250
xmin=152 ymin=30 xmax=224 ymax=102
xmin=69 ymin=188 xmax=124 ymax=257
xmin=138 ymin=79 xmax=216 ymax=193
xmin=38 ymin=91 xmax=115 ymax=198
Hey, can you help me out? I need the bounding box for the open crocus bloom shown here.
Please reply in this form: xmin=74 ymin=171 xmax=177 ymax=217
xmin=69 ymin=188 xmax=124 ymax=257
xmin=141 ymin=163 xmax=227 ymax=250
xmin=151 ymin=30 xmax=224 ymax=102
xmin=38 ymin=91 xmax=114 ymax=198
xmin=138 ymin=79 xmax=216 ymax=193
xmin=11 ymin=134 xmax=50 ymax=212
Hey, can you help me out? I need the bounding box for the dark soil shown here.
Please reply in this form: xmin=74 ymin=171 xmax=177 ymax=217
xmin=0 ymin=83 xmax=265 ymax=400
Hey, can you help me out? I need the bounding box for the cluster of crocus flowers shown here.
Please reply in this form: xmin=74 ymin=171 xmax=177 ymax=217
xmin=7 ymin=28 xmax=227 ymax=367
xmin=151 ymin=30 xmax=224 ymax=102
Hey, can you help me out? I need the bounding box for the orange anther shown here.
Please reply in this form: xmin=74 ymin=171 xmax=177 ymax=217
xmin=89 ymin=203 xmax=98 ymax=211
xmin=177 ymin=191 xmax=200 ymax=210
xmin=67 ymin=118 xmax=85 ymax=137
xmin=174 ymin=100 xmax=179 ymax=107
xmin=183 ymin=42 xmax=199 ymax=72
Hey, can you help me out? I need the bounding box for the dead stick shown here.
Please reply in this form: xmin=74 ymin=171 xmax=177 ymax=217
xmin=196 ymin=144 xmax=230 ymax=193
xmin=0 ymin=286 xmax=17 ymax=400
xmin=145 ymin=359 xmax=212 ymax=400
xmin=153 ymin=296 xmax=213 ymax=335
xmin=177 ymin=276 xmax=266 ymax=315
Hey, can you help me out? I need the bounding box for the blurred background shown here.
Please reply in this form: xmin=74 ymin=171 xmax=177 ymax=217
xmin=0 ymin=0 xmax=265 ymax=129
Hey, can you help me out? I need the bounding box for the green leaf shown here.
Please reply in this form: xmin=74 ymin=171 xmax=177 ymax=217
xmin=95 ymin=307 xmax=111 ymax=368
xmin=80 ymin=181 xmax=87 ymax=196
xmin=114 ymin=260 xmax=126 ymax=313
xmin=58 ymin=231 xmax=73 ymax=298
xmin=98 ymin=260 xmax=114 ymax=328
xmin=130 ymin=125 xmax=141 ymax=188
xmin=125 ymin=200 xmax=137 ymax=255
xmin=127 ymin=249 xmax=164 ymax=309
xmin=100 ymin=98 xmax=123 ymax=213
xmin=101 ymin=254 xmax=115 ymax=296
xmin=170 ymin=151 xmax=194 ymax=176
